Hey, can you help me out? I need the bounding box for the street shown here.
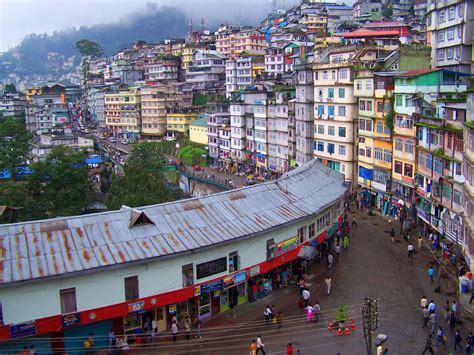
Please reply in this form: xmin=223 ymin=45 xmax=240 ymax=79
xmin=146 ymin=208 xmax=470 ymax=354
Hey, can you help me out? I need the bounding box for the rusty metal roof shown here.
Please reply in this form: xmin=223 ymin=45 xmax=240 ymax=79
xmin=0 ymin=160 xmax=346 ymax=286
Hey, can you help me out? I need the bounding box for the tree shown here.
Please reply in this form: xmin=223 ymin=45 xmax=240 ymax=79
xmin=27 ymin=146 xmax=94 ymax=219
xmin=106 ymin=143 xmax=175 ymax=210
xmin=4 ymin=83 xmax=17 ymax=94
xmin=75 ymin=39 xmax=103 ymax=58
xmin=0 ymin=117 xmax=31 ymax=179
xmin=382 ymin=6 xmax=393 ymax=19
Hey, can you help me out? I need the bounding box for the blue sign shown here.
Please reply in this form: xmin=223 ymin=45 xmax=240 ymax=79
xmin=234 ymin=271 xmax=246 ymax=284
xmin=200 ymin=279 xmax=224 ymax=294
xmin=10 ymin=320 xmax=37 ymax=339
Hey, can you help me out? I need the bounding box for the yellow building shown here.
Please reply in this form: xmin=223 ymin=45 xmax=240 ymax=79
xmin=181 ymin=46 xmax=206 ymax=70
xmin=166 ymin=108 xmax=200 ymax=135
xmin=25 ymin=86 xmax=42 ymax=103
xmin=140 ymin=85 xmax=169 ymax=137
xmin=105 ymin=87 xmax=141 ymax=140
xmin=189 ymin=115 xmax=208 ymax=145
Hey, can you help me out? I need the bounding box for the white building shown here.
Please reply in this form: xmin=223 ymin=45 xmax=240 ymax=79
xmin=426 ymin=0 xmax=474 ymax=73
xmin=265 ymin=47 xmax=284 ymax=77
xmin=207 ymin=113 xmax=230 ymax=161
xmin=186 ymin=50 xmax=226 ymax=90
xmin=0 ymin=93 xmax=25 ymax=117
xmin=0 ymin=160 xmax=346 ymax=353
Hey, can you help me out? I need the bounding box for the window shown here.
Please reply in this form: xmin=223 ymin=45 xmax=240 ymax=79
xmin=328 ymin=106 xmax=335 ymax=116
xmin=331 ymin=70 xmax=336 ymax=80
xmin=339 ymin=145 xmax=346 ymax=156
xmin=338 ymin=88 xmax=345 ymax=98
xmin=438 ymin=49 xmax=444 ymax=61
xmin=404 ymin=163 xmax=413 ymax=178
xmin=356 ymin=80 xmax=362 ymax=90
xmin=323 ymin=71 xmax=328 ymax=80
xmin=374 ymin=148 xmax=383 ymax=160
xmin=365 ymin=81 xmax=372 ymax=90
xmin=383 ymin=150 xmax=392 ymax=163
xmin=339 ymin=69 xmax=348 ymax=80
xmin=327 ymin=143 xmax=335 ymax=154
xmin=366 ymin=147 xmax=372 ymax=158
xmin=308 ymin=223 xmax=315 ymax=239
xmin=196 ymin=257 xmax=227 ymax=279
xmin=447 ymin=27 xmax=454 ymax=40
xmin=317 ymin=105 xmax=324 ymax=116
xmin=182 ymin=264 xmax=194 ymax=287
xmin=446 ymin=47 xmax=454 ymax=59
xmin=377 ymin=102 xmax=384 ymax=113
xmin=338 ymin=106 xmax=346 ymax=116
xmin=394 ymin=138 xmax=403 ymax=151
xmin=454 ymin=190 xmax=462 ymax=204
xmin=297 ymin=226 xmax=306 ymax=243
xmin=448 ymin=6 xmax=455 ymax=20
xmin=434 ymin=158 xmax=443 ymax=174
xmin=328 ymin=88 xmax=334 ymax=98
xmin=367 ymin=101 xmax=372 ymax=111
xmin=317 ymin=141 xmax=324 ymax=152
xmin=328 ymin=126 xmax=335 ymax=136
xmin=439 ymin=10 xmax=446 ymax=23
xmin=394 ymin=160 xmax=402 ymax=174
xmin=317 ymin=124 xmax=324 ymax=134
xmin=60 ymin=288 xmax=77 ymax=314
xmin=339 ymin=127 xmax=346 ymax=137
xmin=437 ymin=30 xmax=445 ymax=42
xmin=359 ymin=100 xmax=366 ymax=110
xmin=405 ymin=140 xmax=414 ymax=154
xmin=229 ymin=251 xmax=240 ymax=273
xmin=266 ymin=239 xmax=276 ymax=260
xmin=125 ymin=276 xmax=139 ymax=301
xmin=395 ymin=95 xmax=402 ymax=107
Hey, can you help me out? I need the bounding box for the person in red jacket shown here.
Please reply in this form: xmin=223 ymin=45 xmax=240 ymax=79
xmin=287 ymin=342 xmax=294 ymax=355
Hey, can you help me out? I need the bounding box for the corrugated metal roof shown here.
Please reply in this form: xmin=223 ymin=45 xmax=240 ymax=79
xmin=0 ymin=160 xmax=346 ymax=286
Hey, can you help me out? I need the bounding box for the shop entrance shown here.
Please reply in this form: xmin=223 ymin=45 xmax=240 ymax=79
xmin=211 ymin=291 xmax=221 ymax=315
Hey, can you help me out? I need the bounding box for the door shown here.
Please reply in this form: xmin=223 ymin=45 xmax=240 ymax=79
xmin=211 ymin=291 xmax=221 ymax=315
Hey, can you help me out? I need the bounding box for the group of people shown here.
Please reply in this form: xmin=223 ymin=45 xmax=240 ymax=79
xmin=263 ymin=304 xmax=284 ymax=328
xmin=249 ymin=337 xmax=300 ymax=355
xmin=420 ymin=296 xmax=472 ymax=353
xmin=171 ymin=313 xmax=202 ymax=342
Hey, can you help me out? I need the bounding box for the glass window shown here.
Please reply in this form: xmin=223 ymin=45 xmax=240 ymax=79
xmin=448 ymin=6 xmax=455 ymax=20
xmin=394 ymin=161 xmax=402 ymax=174
xmin=339 ymin=69 xmax=348 ymax=80
xmin=328 ymin=88 xmax=334 ymax=98
xmin=404 ymin=163 xmax=413 ymax=177
xmin=405 ymin=140 xmax=414 ymax=153
xmin=327 ymin=143 xmax=335 ymax=154
xmin=437 ymin=49 xmax=444 ymax=61
xmin=447 ymin=27 xmax=454 ymax=40
xmin=317 ymin=124 xmax=324 ymax=134
xmin=454 ymin=189 xmax=462 ymax=204
xmin=339 ymin=127 xmax=346 ymax=137
xmin=395 ymin=95 xmax=402 ymax=107
xmin=338 ymin=106 xmax=346 ymax=116
xmin=377 ymin=122 xmax=383 ymax=133
xmin=339 ymin=88 xmax=345 ymax=98
xmin=377 ymin=102 xmax=384 ymax=113
xmin=437 ymin=30 xmax=445 ymax=42
xmin=446 ymin=47 xmax=454 ymax=59
xmin=374 ymin=148 xmax=383 ymax=160
xmin=125 ymin=276 xmax=139 ymax=300
xmin=229 ymin=251 xmax=239 ymax=273
xmin=60 ymin=288 xmax=77 ymax=314
xmin=365 ymin=80 xmax=372 ymax=90
xmin=439 ymin=10 xmax=445 ymax=23
xmin=317 ymin=141 xmax=324 ymax=151
xmin=328 ymin=106 xmax=335 ymax=116
xmin=367 ymin=101 xmax=372 ymax=111
xmin=323 ymin=71 xmax=328 ymax=80
xmin=339 ymin=145 xmax=346 ymax=156
xmin=182 ymin=264 xmax=194 ymax=287
xmin=383 ymin=150 xmax=392 ymax=163
xmin=395 ymin=138 xmax=403 ymax=151
xmin=434 ymin=158 xmax=443 ymax=174
xmin=328 ymin=126 xmax=335 ymax=136
xmin=426 ymin=154 xmax=433 ymax=169
xmin=359 ymin=100 xmax=366 ymax=110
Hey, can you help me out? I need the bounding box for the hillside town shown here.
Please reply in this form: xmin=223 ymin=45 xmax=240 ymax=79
xmin=0 ymin=0 xmax=474 ymax=353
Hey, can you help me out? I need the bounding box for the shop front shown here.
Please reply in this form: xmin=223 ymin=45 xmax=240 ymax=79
xmin=220 ymin=271 xmax=248 ymax=312
xmin=165 ymin=299 xmax=197 ymax=329
xmin=194 ymin=279 xmax=224 ymax=321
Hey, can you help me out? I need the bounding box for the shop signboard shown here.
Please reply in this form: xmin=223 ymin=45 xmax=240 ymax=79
xmin=276 ymin=236 xmax=298 ymax=256
xmin=234 ymin=271 xmax=246 ymax=285
xmin=195 ymin=279 xmax=224 ymax=296
xmin=416 ymin=206 xmax=429 ymax=224
xmin=223 ymin=275 xmax=234 ymax=288
xmin=61 ymin=313 xmax=81 ymax=328
xmin=10 ymin=320 xmax=37 ymax=339
xmin=168 ymin=304 xmax=177 ymax=314
xmin=127 ymin=301 xmax=145 ymax=314
xmin=249 ymin=265 xmax=260 ymax=277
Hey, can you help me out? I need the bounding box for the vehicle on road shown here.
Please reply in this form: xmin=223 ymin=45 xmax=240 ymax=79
xmin=109 ymin=137 xmax=116 ymax=143
xmin=120 ymin=139 xmax=129 ymax=145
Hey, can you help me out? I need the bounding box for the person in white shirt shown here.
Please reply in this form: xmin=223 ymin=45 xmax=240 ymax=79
xmin=325 ymin=277 xmax=332 ymax=295
xmin=256 ymin=335 xmax=266 ymax=355
xmin=302 ymin=289 xmax=310 ymax=308
xmin=171 ymin=321 xmax=178 ymax=342
xmin=420 ymin=296 xmax=428 ymax=308
xmin=408 ymin=243 xmax=414 ymax=259
xmin=327 ymin=253 xmax=334 ymax=269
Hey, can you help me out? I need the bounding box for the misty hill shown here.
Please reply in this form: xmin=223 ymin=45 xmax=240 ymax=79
xmin=0 ymin=5 xmax=188 ymax=77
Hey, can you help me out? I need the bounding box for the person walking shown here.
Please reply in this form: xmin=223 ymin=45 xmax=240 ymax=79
xmin=264 ymin=305 xmax=272 ymax=325
xmin=306 ymin=303 xmax=314 ymax=322
xmin=302 ymin=288 xmax=310 ymax=308
xmin=276 ymin=311 xmax=283 ymax=329
xmin=449 ymin=312 xmax=456 ymax=332
xmin=335 ymin=243 xmax=341 ymax=259
xmin=422 ymin=334 xmax=434 ymax=355
xmin=422 ymin=306 xmax=430 ymax=329
xmin=286 ymin=343 xmax=294 ymax=355
xmin=343 ymin=235 xmax=349 ymax=249
xmin=351 ymin=216 xmax=358 ymax=228
xmin=314 ymin=301 xmax=321 ymax=322
xmin=171 ymin=320 xmax=178 ymax=342
xmin=444 ymin=300 xmax=451 ymax=322
xmin=408 ymin=243 xmax=414 ymax=259
xmin=185 ymin=317 xmax=191 ymax=340
xmin=435 ymin=327 xmax=446 ymax=347
xmin=327 ymin=253 xmax=334 ymax=269
xmin=451 ymin=301 xmax=458 ymax=316
xmin=418 ymin=236 xmax=423 ymax=251
xmin=250 ymin=340 xmax=257 ymax=355
xmin=325 ymin=276 xmax=332 ymax=295
xmin=193 ymin=315 xmax=202 ymax=338
xmin=281 ymin=269 xmax=288 ymax=288
xmin=430 ymin=312 xmax=438 ymax=335
xmin=256 ymin=335 xmax=266 ymax=355
xmin=428 ymin=266 xmax=435 ymax=283
xmin=428 ymin=300 xmax=436 ymax=315
xmin=454 ymin=329 xmax=462 ymax=350
xmin=390 ymin=228 xmax=395 ymax=243
xmin=420 ymin=295 xmax=428 ymax=309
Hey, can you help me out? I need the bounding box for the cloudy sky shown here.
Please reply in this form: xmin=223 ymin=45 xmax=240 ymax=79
xmin=0 ymin=0 xmax=352 ymax=52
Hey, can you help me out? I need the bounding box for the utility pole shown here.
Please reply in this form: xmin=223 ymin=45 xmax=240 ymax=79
xmin=362 ymin=298 xmax=379 ymax=355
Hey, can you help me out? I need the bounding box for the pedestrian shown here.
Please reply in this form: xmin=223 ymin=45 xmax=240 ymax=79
xmin=389 ymin=228 xmax=395 ymax=243
xmin=325 ymin=276 xmax=332 ymax=295
xmin=335 ymin=243 xmax=341 ymax=259
xmin=302 ymin=288 xmax=311 ymax=308
xmin=435 ymin=326 xmax=446 ymax=347
xmin=454 ymin=329 xmax=462 ymax=350
xmin=422 ymin=306 xmax=430 ymax=329
xmin=193 ymin=315 xmax=202 ymax=338
xmin=444 ymin=300 xmax=451 ymax=322
xmin=108 ymin=329 xmax=115 ymax=354
xmin=418 ymin=236 xmax=423 ymax=251
xmin=428 ymin=266 xmax=435 ymax=283
xmin=264 ymin=305 xmax=272 ymax=325
xmin=306 ymin=303 xmax=314 ymax=322
xmin=408 ymin=243 xmax=414 ymax=258
xmin=422 ymin=334 xmax=434 ymax=355
xmin=281 ymin=269 xmax=288 ymax=288
xmin=449 ymin=312 xmax=456 ymax=332
xmin=327 ymin=253 xmax=334 ymax=269
xmin=428 ymin=300 xmax=436 ymax=315
xmin=430 ymin=312 xmax=438 ymax=335
xmin=250 ymin=340 xmax=257 ymax=355
xmin=185 ymin=317 xmax=191 ymax=340
xmin=314 ymin=301 xmax=321 ymax=322
xmin=343 ymin=235 xmax=349 ymax=249
xmin=276 ymin=311 xmax=283 ymax=329
xmin=271 ymin=305 xmax=276 ymax=322
xmin=420 ymin=295 xmax=428 ymax=308
xmin=256 ymin=335 xmax=266 ymax=355
xmin=287 ymin=343 xmax=294 ymax=355
xmin=466 ymin=332 xmax=473 ymax=354
xmin=351 ymin=216 xmax=358 ymax=228
xmin=451 ymin=301 xmax=458 ymax=316
xmin=171 ymin=320 xmax=178 ymax=342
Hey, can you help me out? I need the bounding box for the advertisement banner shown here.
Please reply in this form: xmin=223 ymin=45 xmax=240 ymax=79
xmin=127 ymin=301 xmax=145 ymax=314
xmin=10 ymin=321 xmax=37 ymax=339
xmin=61 ymin=313 xmax=81 ymax=328
xmin=276 ymin=236 xmax=299 ymax=256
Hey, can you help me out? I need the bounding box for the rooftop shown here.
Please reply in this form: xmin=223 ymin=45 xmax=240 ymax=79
xmin=342 ymin=29 xmax=400 ymax=38
xmin=190 ymin=116 xmax=208 ymax=127
xmin=0 ymin=160 xmax=346 ymax=286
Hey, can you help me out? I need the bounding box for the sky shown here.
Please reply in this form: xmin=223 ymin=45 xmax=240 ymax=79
xmin=0 ymin=0 xmax=352 ymax=52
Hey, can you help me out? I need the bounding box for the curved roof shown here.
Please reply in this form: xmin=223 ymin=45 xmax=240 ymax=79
xmin=0 ymin=160 xmax=346 ymax=286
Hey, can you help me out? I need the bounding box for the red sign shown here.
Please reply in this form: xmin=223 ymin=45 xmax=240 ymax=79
xmin=416 ymin=187 xmax=426 ymax=197
xmin=402 ymin=176 xmax=413 ymax=184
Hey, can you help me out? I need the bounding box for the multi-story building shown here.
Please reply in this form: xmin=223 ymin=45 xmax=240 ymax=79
xmin=143 ymin=55 xmax=181 ymax=82
xmin=31 ymin=131 xmax=94 ymax=161
xmin=105 ymin=87 xmax=141 ymax=141
xmin=312 ymin=49 xmax=358 ymax=186
xmin=225 ymin=52 xmax=264 ymax=98
xmin=463 ymin=86 xmax=474 ymax=270
xmin=140 ymin=85 xmax=171 ymax=138
xmin=0 ymin=93 xmax=25 ymax=117
xmin=414 ymin=0 xmax=428 ymax=19
xmin=185 ymin=50 xmax=226 ymax=90
xmin=181 ymin=45 xmax=207 ymax=70
xmin=166 ymin=107 xmax=200 ymax=137
xmin=265 ymin=47 xmax=285 ymax=77
xmin=207 ymin=113 xmax=230 ymax=162
xmin=25 ymin=83 xmax=67 ymax=133
xmin=189 ymin=115 xmax=208 ymax=145
xmin=216 ymin=27 xmax=265 ymax=59
xmin=426 ymin=0 xmax=474 ymax=73
xmin=87 ymin=87 xmax=107 ymax=130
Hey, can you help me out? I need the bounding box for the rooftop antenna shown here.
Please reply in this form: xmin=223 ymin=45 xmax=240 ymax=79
xmin=201 ymin=17 xmax=205 ymax=33
xmin=270 ymin=0 xmax=277 ymax=13
xmin=189 ymin=18 xmax=193 ymax=35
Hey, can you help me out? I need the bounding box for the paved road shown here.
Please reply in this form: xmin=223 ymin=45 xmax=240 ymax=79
xmin=143 ymin=207 xmax=470 ymax=354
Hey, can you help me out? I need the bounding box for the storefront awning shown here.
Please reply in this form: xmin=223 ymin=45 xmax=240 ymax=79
xmin=297 ymin=246 xmax=318 ymax=260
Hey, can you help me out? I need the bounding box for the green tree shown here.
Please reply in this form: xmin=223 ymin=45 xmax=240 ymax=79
xmin=4 ymin=83 xmax=17 ymax=94
xmin=382 ymin=6 xmax=393 ymax=19
xmin=75 ymin=39 xmax=104 ymax=58
xmin=27 ymin=146 xmax=94 ymax=219
xmin=0 ymin=117 xmax=31 ymax=179
xmin=107 ymin=143 xmax=175 ymax=210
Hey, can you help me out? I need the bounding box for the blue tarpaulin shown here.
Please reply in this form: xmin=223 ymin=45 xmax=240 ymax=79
xmin=0 ymin=166 xmax=32 ymax=179
xmin=85 ymin=157 xmax=103 ymax=165
xmin=358 ymin=166 xmax=373 ymax=180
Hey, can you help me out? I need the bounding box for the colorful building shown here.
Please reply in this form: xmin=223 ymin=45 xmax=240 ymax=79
xmin=189 ymin=115 xmax=208 ymax=145
xmin=166 ymin=107 xmax=200 ymax=136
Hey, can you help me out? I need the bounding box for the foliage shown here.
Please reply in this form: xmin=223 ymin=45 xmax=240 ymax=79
xmin=0 ymin=117 xmax=31 ymax=179
xmin=177 ymin=145 xmax=207 ymax=166
xmin=4 ymin=83 xmax=17 ymax=94
xmin=382 ymin=6 xmax=393 ymax=19
xmin=106 ymin=142 xmax=176 ymax=210
xmin=334 ymin=304 xmax=349 ymax=324
xmin=338 ymin=21 xmax=359 ymax=33
xmin=75 ymin=39 xmax=103 ymax=58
